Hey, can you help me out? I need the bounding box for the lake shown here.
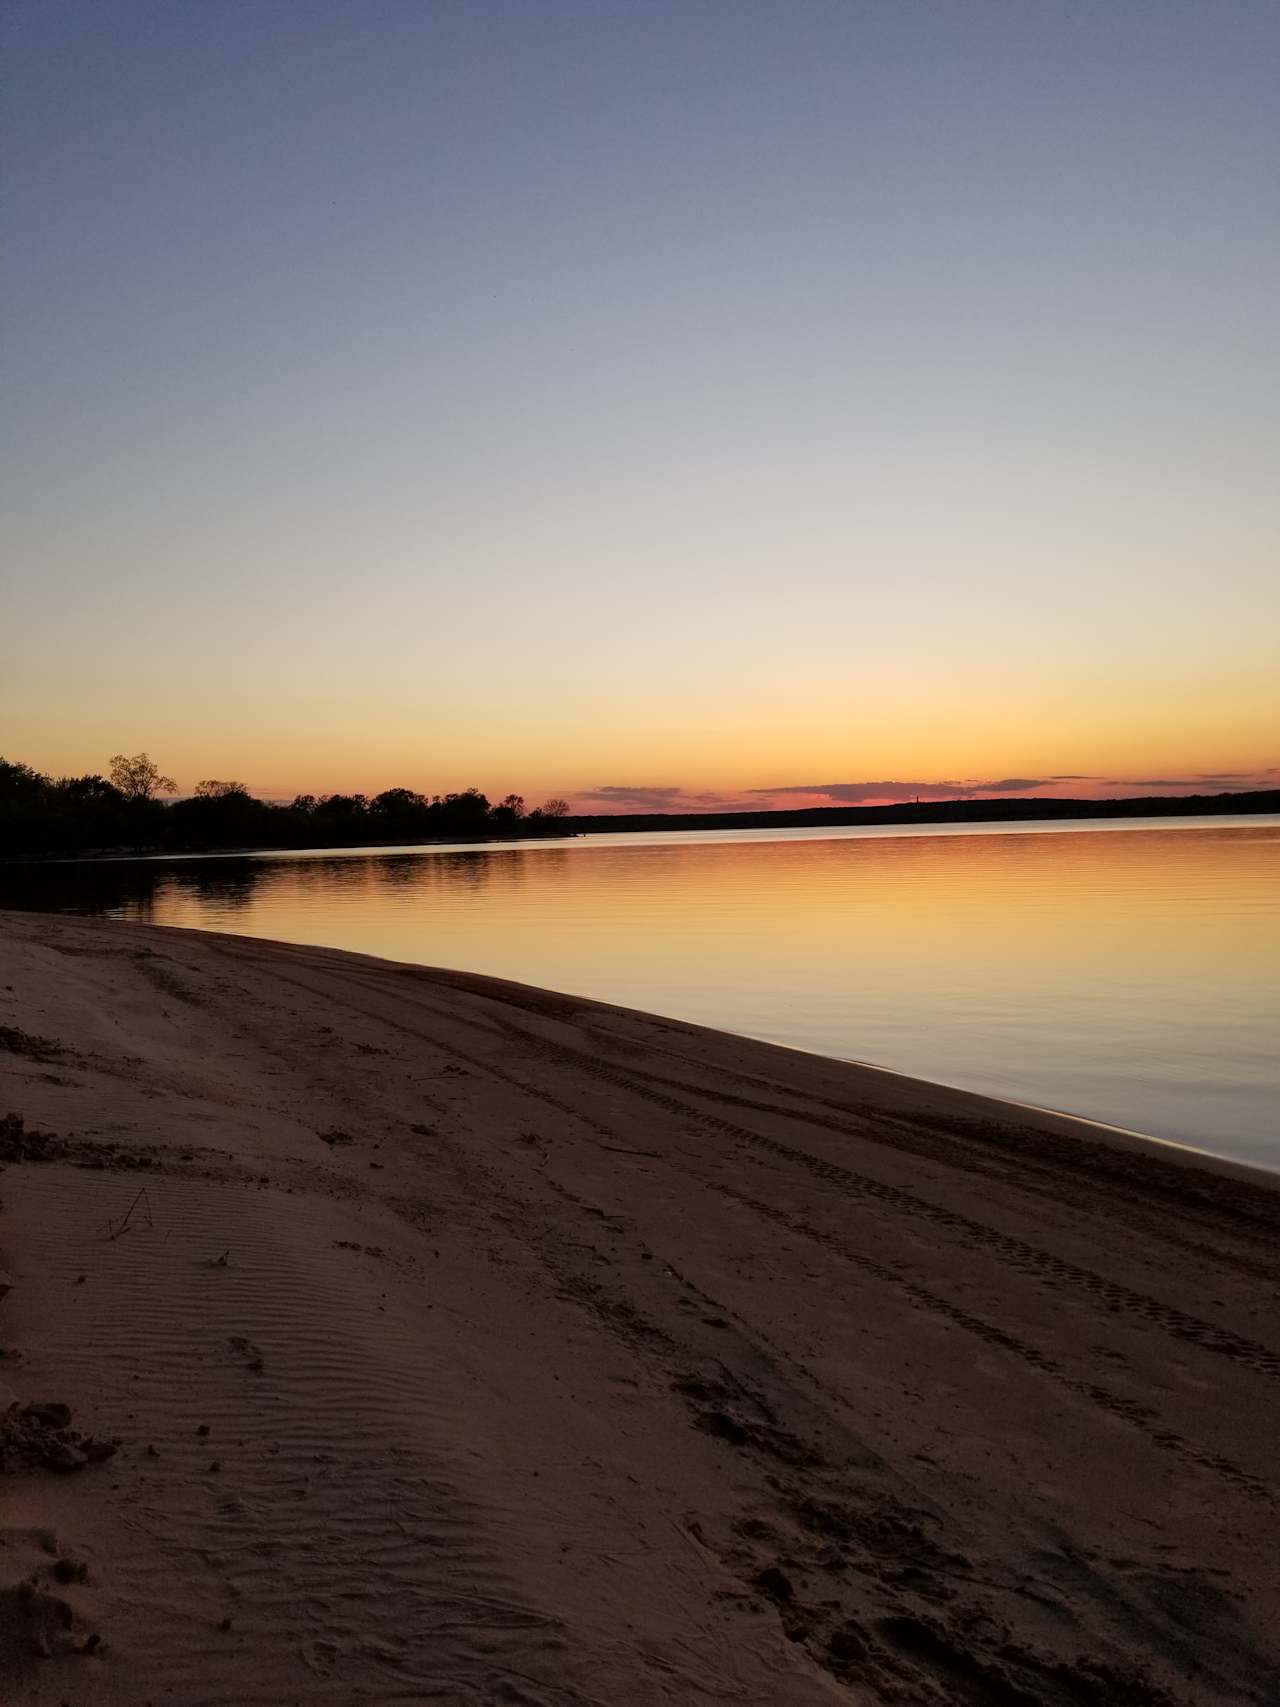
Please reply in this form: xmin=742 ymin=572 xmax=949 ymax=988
xmin=4 ymin=816 xmax=1277 ymax=1168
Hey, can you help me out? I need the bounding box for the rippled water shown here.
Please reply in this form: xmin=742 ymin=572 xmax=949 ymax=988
xmin=6 ymin=816 xmax=1278 ymax=1167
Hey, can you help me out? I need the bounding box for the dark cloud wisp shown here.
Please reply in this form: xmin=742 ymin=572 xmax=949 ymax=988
xmin=577 ymin=785 xmax=746 ymax=811
xmin=750 ymin=778 xmax=1053 ymax=804
xmin=576 ymin=785 xmax=690 ymax=810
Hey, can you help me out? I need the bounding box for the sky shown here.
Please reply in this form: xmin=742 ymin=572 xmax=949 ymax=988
xmin=2 ymin=0 xmax=1277 ymax=811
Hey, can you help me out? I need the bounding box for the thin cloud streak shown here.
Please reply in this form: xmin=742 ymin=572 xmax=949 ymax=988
xmin=577 ymin=784 xmax=743 ymax=811
xmin=1117 ymin=771 xmax=1276 ymax=788
xmin=750 ymin=778 xmax=1053 ymax=804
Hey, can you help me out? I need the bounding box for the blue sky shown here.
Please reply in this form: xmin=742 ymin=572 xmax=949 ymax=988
xmin=3 ymin=1 xmax=1277 ymax=803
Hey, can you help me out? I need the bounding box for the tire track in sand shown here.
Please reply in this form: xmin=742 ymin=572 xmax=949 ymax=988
xmin=204 ymin=949 xmax=1279 ymax=1501
xmin=278 ymin=956 xmax=1280 ymax=1389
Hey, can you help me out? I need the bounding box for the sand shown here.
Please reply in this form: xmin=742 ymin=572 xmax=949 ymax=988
xmin=0 ymin=909 xmax=1277 ymax=1706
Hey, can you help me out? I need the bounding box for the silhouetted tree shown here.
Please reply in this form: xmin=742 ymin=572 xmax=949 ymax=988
xmin=0 ymin=759 xmax=48 ymax=801
xmin=55 ymin=774 xmax=123 ymax=805
xmin=0 ymin=754 xmax=577 ymax=858
xmin=434 ymin=789 xmax=491 ymax=836
xmin=488 ymin=792 xmax=526 ymax=832
xmin=315 ymin=793 xmax=370 ymax=824
xmin=2 ymin=758 xmax=133 ymax=856
xmin=371 ymin=788 xmax=423 ymax=817
xmin=110 ymin=752 xmax=177 ymax=801
xmin=170 ymin=778 xmax=268 ymax=850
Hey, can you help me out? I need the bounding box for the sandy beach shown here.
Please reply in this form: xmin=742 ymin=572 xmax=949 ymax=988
xmin=0 ymin=908 xmax=1277 ymax=1706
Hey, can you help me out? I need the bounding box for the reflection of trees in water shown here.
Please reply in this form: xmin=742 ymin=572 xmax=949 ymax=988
xmin=285 ymin=857 xmax=377 ymax=896
xmin=428 ymin=851 xmax=493 ymax=891
xmin=172 ymin=867 xmax=260 ymax=910
xmin=0 ymin=840 xmax=581 ymax=924
xmin=169 ymin=854 xmax=379 ymax=911
xmin=0 ymin=860 xmax=167 ymax=919
xmin=371 ymin=855 xmax=426 ymax=890
xmin=0 ymin=857 xmax=266 ymax=919
xmin=374 ymin=846 xmax=575 ymax=897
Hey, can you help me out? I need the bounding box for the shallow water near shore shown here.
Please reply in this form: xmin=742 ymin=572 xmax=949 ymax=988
xmin=5 ymin=816 xmax=1278 ymax=1167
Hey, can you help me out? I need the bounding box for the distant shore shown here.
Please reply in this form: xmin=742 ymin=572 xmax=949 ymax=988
xmin=4 ymin=784 xmax=1277 ymax=866
xmin=1 ymin=908 xmax=1277 ymax=1703
xmin=566 ymin=785 xmax=1280 ymax=836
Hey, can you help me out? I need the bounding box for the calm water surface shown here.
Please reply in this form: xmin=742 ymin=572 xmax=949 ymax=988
xmin=7 ymin=817 xmax=1278 ymax=1167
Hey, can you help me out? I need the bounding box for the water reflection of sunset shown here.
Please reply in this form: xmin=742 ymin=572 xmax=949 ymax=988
xmin=9 ymin=822 xmax=1277 ymax=1163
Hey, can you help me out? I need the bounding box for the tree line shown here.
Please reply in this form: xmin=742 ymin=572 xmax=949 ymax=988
xmin=0 ymin=752 xmax=572 ymax=859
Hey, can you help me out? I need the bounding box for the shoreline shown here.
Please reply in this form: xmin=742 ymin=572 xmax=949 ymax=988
xmin=370 ymin=949 xmax=1280 ymax=1188
xmin=6 ymin=790 xmax=1278 ymax=869
xmin=804 ymin=1046 xmax=1278 ymax=1184
xmin=2 ymin=909 xmax=1277 ymax=1703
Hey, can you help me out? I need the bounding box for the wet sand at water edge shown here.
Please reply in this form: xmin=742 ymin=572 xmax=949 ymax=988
xmin=0 ymin=908 xmax=1277 ymax=1705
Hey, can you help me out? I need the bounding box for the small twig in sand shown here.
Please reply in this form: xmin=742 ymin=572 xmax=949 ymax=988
xmin=105 ymin=1186 xmax=154 ymax=1241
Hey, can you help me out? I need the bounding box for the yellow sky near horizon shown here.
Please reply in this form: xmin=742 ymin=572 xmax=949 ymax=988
xmin=6 ymin=664 xmax=1276 ymax=808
